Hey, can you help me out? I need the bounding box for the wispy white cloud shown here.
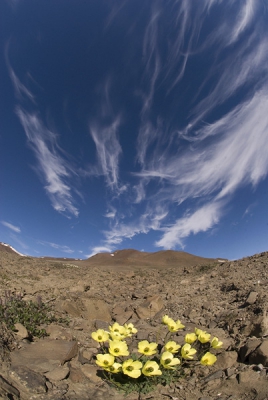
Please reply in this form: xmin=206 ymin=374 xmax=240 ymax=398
xmin=10 ymin=234 xmax=28 ymax=250
xmin=16 ymin=107 xmax=79 ymax=217
xmin=104 ymin=206 xmax=117 ymax=219
xmin=87 ymin=79 xmax=124 ymax=193
xmin=228 ymin=0 xmax=256 ymax=44
xmin=129 ymin=0 xmax=268 ymax=250
xmin=189 ymin=37 xmax=268 ymax=128
xmin=1 ymin=221 xmax=21 ymax=233
xmin=137 ymin=87 xmax=268 ymax=248
xmin=155 ymin=201 xmax=222 ymax=249
xmin=38 ymin=240 xmax=74 ymax=254
xmin=99 ymin=204 xmax=168 ymax=250
xmin=4 ymin=0 xmax=21 ymax=10
xmin=5 ymin=44 xmax=36 ymax=103
xmin=242 ymin=201 xmax=258 ymax=218
xmin=89 ymin=116 xmax=122 ymax=190
xmin=141 ymin=6 xmax=161 ymax=113
xmin=86 ymin=245 xmax=112 ymax=258
xmin=8 ymin=66 xmax=35 ymax=103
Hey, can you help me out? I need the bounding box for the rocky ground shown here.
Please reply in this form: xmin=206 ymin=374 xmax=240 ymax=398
xmin=0 ymin=246 xmax=267 ymax=400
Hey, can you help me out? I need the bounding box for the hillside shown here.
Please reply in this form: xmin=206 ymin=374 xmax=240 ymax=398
xmin=0 ymin=244 xmax=267 ymax=399
xmin=0 ymin=242 xmax=223 ymax=270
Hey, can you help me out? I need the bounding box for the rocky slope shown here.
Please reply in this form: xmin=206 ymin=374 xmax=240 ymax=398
xmin=0 ymin=247 xmax=267 ymax=399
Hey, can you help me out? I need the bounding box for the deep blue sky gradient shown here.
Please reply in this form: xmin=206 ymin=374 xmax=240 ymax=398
xmin=1 ymin=0 xmax=268 ymax=260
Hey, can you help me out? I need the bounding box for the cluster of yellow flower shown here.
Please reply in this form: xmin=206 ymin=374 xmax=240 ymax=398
xmin=91 ymin=316 xmax=223 ymax=381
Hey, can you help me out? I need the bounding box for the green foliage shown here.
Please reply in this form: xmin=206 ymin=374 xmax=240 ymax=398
xmin=106 ymin=367 xmax=182 ymax=395
xmin=0 ymin=291 xmax=57 ymax=338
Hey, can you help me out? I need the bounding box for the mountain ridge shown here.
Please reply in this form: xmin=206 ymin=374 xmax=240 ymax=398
xmin=0 ymin=242 xmax=226 ymax=269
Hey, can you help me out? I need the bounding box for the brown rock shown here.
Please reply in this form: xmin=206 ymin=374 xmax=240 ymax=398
xmin=78 ymin=348 xmax=94 ymax=364
xmin=203 ymin=370 xmax=224 ymax=383
xmin=9 ymin=365 xmax=47 ymax=394
xmin=69 ymin=284 xmax=87 ymax=293
xmin=136 ymin=295 xmax=164 ymax=319
xmin=245 ymin=291 xmax=258 ymax=305
xmin=249 ymin=314 xmax=268 ymax=337
xmin=248 ymin=340 xmax=268 ymax=366
xmin=14 ymin=323 xmax=29 ymax=340
xmin=55 ymin=300 xmax=81 ymax=317
xmin=0 ymin=374 xmax=20 ymax=400
xmin=46 ymin=324 xmax=73 ymax=340
xmin=114 ymin=311 xmax=133 ymax=325
xmin=11 ymin=339 xmax=78 ymax=373
xmin=82 ymin=298 xmax=111 ymax=322
xmin=45 ymin=365 xmax=70 ymax=381
xmin=238 ymin=369 xmax=260 ymax=384
xmin=81 ymin=364 xmax=102 ymax=383
xmin=215 ymin=351 xmax=237 ymax=369
xmin=69 ymin=367 xmax=85 ymax=383
xmin=239 ymin=338 xmax=262 ymax=362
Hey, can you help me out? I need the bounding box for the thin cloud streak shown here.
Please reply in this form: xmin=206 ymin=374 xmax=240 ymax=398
xmin=229 ymin=0 xmax=256 ymax=44
xmin=89 ymin=116 xmax=122 ymax=190
xmin=100 ymin=205 xmax=168 ymax=250
xmin=1 ymin=221 xmax=21 ymax=233
xmin=87 ymin=80 xmax=124 ymax=194
xmin=16 ymin=108 xmax=79 ymax=217
xmin=189 ymin=37 xmax=268 ymax=128
xmin=5 ymin=45 xmax=36 ymax=103
xmin=38 ymin=240 xmax=74 ymax=254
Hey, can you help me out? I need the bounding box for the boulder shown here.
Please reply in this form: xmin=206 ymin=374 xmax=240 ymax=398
xmin=239 ymin=338 xmax=261 ymax=362
xmin=215 ymin=351 xmax=237 ymax=369
xmin=245 ymin=291 xmax=258 ymax=305
xmin=11 ymin=339 xmax=78 ymax=373
xmin=14 ymin=323 xmax=29 ymax=340
xmin=82 ymin=298 xmax=111 ymax=322
xmin=135 ymin=295 xmax=164 ymax=319
xmin=45 ymin=365 xmax=70 ymax=381
xmin=248 ymin=340 xmax=268 ymax=366
xmin=9 ymin=365 xmax=47 ymax=394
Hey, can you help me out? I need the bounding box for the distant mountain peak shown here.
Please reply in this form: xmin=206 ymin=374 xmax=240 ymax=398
xmin=0 ymin=242 xmax=25 ymax=256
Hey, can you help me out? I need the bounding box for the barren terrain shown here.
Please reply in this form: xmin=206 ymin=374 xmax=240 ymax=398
xmin=0 ymin=243 xmax=267 ymax=400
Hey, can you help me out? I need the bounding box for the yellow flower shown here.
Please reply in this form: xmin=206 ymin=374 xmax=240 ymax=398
xmin=160 ymin=351 xmax=181 ymax=369
xmin=142 ymin=361 xmax=162 ymax=376
xmin=91 ymin=329 xmax=109 ymax=343
xmin=106 ymin=362 xmax=122 ymax=373
xmin=195 ymin=327 xmax=204 ymax=336
xmin=164 ymin=341 xmax=181 ymax=354
xmin=200 ymin=352 xmax=217 ymax=366
xmin=109 ymin=322 xmax=127 ymax=336
xmin=109 ymin=340 xmax=129 ymax=357
xmin=124 ymin=323 xmax=138 ymax=336
xmin=138 ymin=340 xmax=158 ymax=356
xmin=109 ymin=331 xmax=125 ymax=341
xmin=211 ymin=337 xmax=223 ymax=349
xmin=96 ymin=353 xmax=115 ymax=368
xmin=198 ymin=331 xmax=211 ymax=343
xmin=167 ymin=319 xmax=185 ymax=332
xmin=122 ymin=359 xmax=142 ymax=378
xmin=162 ymin=315 xmax=173 ymax=325
xmin=181 ymin=343 xmax=197 ymax=360
xmin=185 ymin=333 xmax=197 ymax=344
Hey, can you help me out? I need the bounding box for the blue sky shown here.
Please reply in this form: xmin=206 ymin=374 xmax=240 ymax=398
xmin=1 ymin=0 xmax=268 ymax=260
